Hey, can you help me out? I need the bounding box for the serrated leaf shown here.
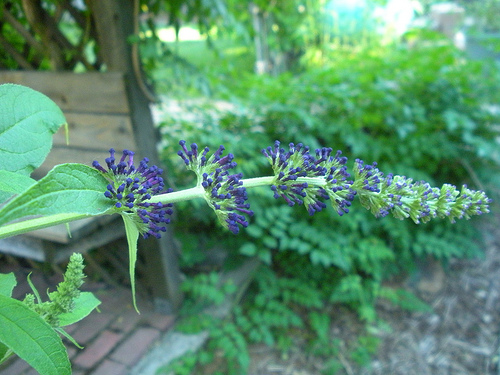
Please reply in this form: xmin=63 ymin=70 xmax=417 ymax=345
xmin=0 ymin=273 xmax=16 ymax=297
xmin=58 ymin=292 xmax=101 ymax=327
xmin=0 ymin=163 xmax=112 ymax=227
xmin=382 ymin=288 xmax=433 ymax=313
xmin=0 ymin=294 xmax=71 ymax=375
xmin=0 ymin=84 xmax=66 ymax=175
xmin=239 ymin=242 xmax=257 ymax=256
xmin=246 ymin=225 xmax=263 ymax=238
xmin=122 ymin=214 xmax=140 ymax=313
xmin=258 ymin=250 xmax=272 ymax=264
xmin=310 ymin=250 xmax=331 ymax=266
xmin=262 ymin=235 xmax=277 ymax=248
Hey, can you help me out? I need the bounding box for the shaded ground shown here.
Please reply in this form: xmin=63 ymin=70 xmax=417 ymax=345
xmin=247 ymin=215 xmax=500 ymax=375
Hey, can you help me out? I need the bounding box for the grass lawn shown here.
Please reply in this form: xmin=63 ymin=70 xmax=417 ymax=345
xmin=151 ymin=33 xmax=255 ymax=97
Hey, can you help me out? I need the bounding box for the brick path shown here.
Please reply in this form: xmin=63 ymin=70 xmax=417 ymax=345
xmin=0 ymin=264 xmax=176 ymax=375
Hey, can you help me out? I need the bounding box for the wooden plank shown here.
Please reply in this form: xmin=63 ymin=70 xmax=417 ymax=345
xmin=0 ymin=236 xmax=46 ymax=262
xmin=32 ymin=142 xmax=139 ymax=179
xmin=52 ymin=218 xmax=125 ymax=263
xmin=0 ymin=217 xmax=125 ymax=263
xmin=52 ymin=112 xmax=135 ymax=149
xmin=25 ymin=215 xmax=118 ymax=244
xmin=0 ymin=71 xmax=129 ymax=114
xmin=32 ymin=147 xmax=113 ymax=179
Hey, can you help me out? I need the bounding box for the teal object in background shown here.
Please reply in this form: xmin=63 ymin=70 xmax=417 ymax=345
xmin=325 ymin=0 xmax=418 ymax=39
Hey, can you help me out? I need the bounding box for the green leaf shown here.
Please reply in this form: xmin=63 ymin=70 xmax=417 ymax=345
xmin=27 ymin=272 xmax=43 ymax=304
xmin=0 ymin=170 xmax=36 ymax=203
xmin=0 ymin=273 xmax=16 ymax=297
xmin=0 ymin=170 xmax=36 ymax=194
xmin=0 ymin=342 xmax=10 ymax=364
xmin=0 ymin=163 xmax=112 ymax=227
xmin=55 ymin=327 xmax=83 ymax=349
xmin=239 ymin=242 xmax=257 ymax=256
xmin=122 ymin=214 xmax=140 ymax=313
xmin=0 ymin=295 xmax=71 ymax=375
xmin=0 ymin=84 xmax=66 ymax=175
xmin=58 ymin=292 xmax=101 ymax=327
xmin=381 ymin=288 xmax=433 ymax=313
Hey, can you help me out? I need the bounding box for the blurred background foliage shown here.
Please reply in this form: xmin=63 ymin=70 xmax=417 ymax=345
xmin=2 ymin=0 xmax=500 ymax=373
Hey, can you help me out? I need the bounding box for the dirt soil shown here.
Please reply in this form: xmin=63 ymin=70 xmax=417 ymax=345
xmin=247 ymin=215 xmax=500 ymax=375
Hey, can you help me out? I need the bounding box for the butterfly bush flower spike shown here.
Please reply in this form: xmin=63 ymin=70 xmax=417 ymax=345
xmin=93 ymin=149 xmax=173 ymax=238
xmin=351 ymin=159 xmax=393 ymax=218
xmin=351 ymin=159 xmax=492 ymax=224
xmin=262 ymin=141 xmax=356 ymax=216
xmin=261 ymin=141 xmax=491 ymax=223
xmin=178 ymin=140 xmax=253 ymax=234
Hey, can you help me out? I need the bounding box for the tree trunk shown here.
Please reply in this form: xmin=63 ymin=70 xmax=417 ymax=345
xmin=249 ymin=2 xmax=271 ymax=75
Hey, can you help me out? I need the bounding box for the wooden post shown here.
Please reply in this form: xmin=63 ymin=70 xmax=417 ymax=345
xmin=87 ymin=0 xmax=183 ymax=312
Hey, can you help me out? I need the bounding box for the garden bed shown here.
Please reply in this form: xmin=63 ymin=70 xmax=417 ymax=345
xmin=246 ymin=215 xmax=500 ymax=375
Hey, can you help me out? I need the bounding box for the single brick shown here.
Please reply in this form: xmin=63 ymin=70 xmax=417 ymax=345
xmin=71 ymin=312 xmax=116 ymax=344
xmin=73 ymin=330 xmax=123 ymax=369
xmin=66 ymin=345 xmax=78 ymax=360
xmin=110 ymin=327 xmax=160 ymax=366
xmin=23 ymin=367 xmax=41 ymax=375
xmin=91 ymin=359 xmax=128 ymax=375
xmin=142 ymin=312 xmax=175 ymax=331
xmin=95 ymin=288 xmax=132 ymax=313
xmin=111 ymin=308 xmax=142 ymax=333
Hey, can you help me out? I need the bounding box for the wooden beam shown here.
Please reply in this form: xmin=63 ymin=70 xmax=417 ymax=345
xmin=0 ymin=71 xmax=130 ymax=113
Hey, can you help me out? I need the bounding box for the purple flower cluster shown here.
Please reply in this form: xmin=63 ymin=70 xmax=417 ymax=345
xmin=262 ymin=141 xmax=356 ymax=216
xmin=178 ymin=140 xmax=253 ymax=234
xmin=93 ymin=149 xmax=173 ymax=238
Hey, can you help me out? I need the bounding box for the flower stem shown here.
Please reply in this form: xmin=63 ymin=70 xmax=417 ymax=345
xmin=147 ymin=186 xmax=206 ymax=204
xmin=241 ymin=176 xmax=327 ymax=188
xmin=149 ymin=175 xmax=330 ymax=206
xmin=241 ymin=176 xmax=276 ymax=188
xmin=148 ymin=178 xmax=278 ymax=206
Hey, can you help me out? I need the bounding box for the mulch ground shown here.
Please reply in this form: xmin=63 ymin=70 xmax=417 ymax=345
xmin=247 ymin=214 xmax=500 ymax=375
